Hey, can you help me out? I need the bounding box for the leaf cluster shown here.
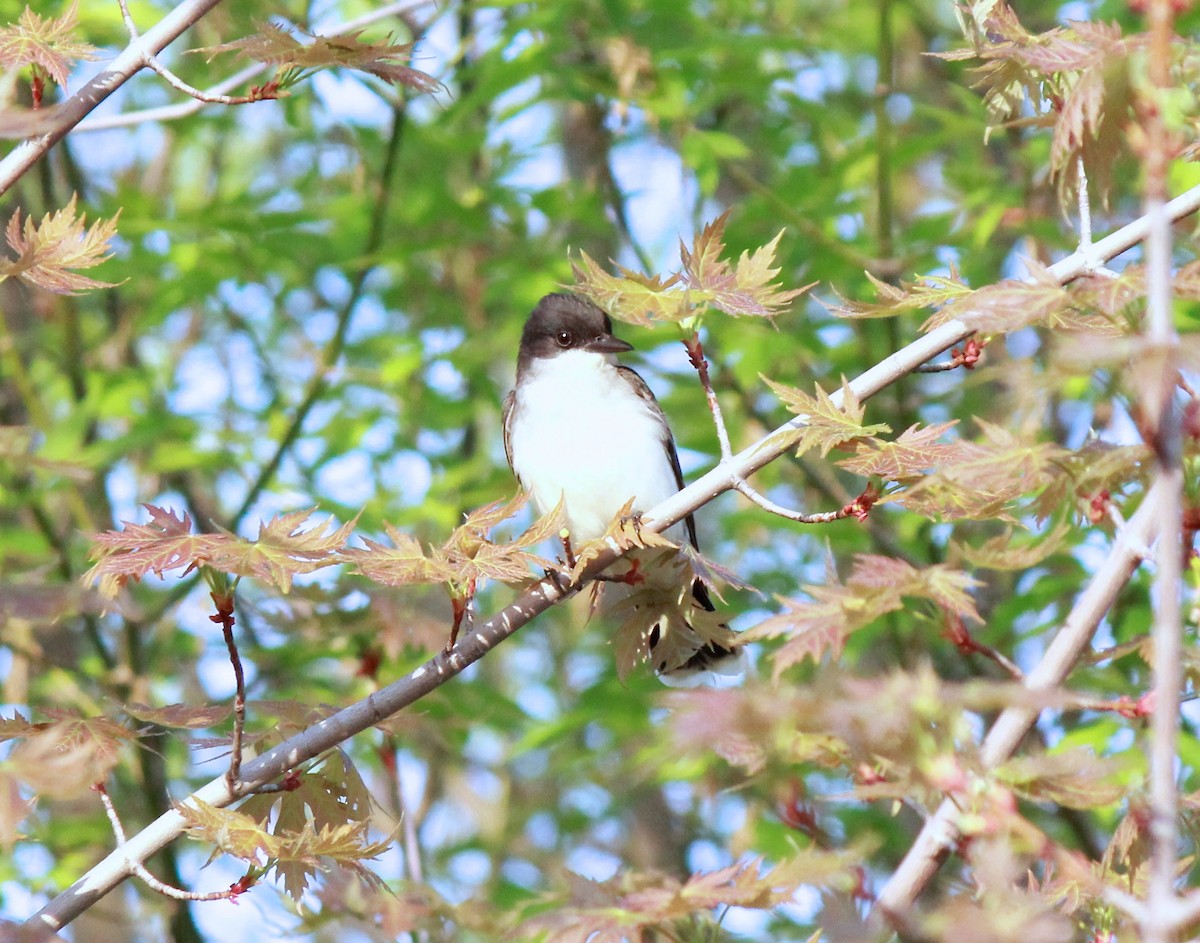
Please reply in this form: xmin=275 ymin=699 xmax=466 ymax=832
xmin=572 ymin=210 xmax=811 ymax=327
xmin=0 ymin=2 xmax=97 ymax=88
xmin=0 ymin=195 xmax=119 ymax=294
xmin=85 ymin=506 xmax=356 ymax=597
xmin=197 ymin=23 xmax=440 ymax=95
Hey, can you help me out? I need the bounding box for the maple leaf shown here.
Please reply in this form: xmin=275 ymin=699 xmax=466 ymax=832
xmin=926 ymin=264 xmax=1077 ymax=333
xmin=0 ymin=2 xmax=98 ymax=88
xmin=678 ymin=543 xmax=757 ymax=604
xmin=887 ymin=421 xmax=1071 ymax=522
xmin=345 ymin=493 xmax=557 ymax=592
xmin=609 ymin=578 xmax=737 ymax=680
xmin=827 ymin=271 xmax=972 ymax=320
xmin=838 ymin=421 xmax=959 ymax=481
xmin=84 ymin=505 xmax=354 ymax=596
xmin=182 ymin=752 xmax=389 ymax=902
xmin=0 ymin=770 xmax=35 ymax=852
xmin=0 ymin=195 xmax=121 ymax=295
xmin=572 ymin=250 xmax=689 ymax=325
xmin=124 ymin=702 xmax=233 ymax=730
xmin=995 ymin=748 xmax=1129 ymax=809
xmin=222 ymin=509 xmax=359 ymax=592
xmin=571 ymin=213 xmax=809 ymax=327
xmin=950 ymin=520 xmax=1072 ymax=571
xmin=680 ymin=211 xmax=810 ymax=319
xmin=520 ymin=853 xmax=861 ymax=941
xmin=747 ymin=555 xmax=980 ymax=676
xmin=345 ymin=526 xmax=455 ymax=586
xmin=762 ymin=378 xmax=891 ymax=458
xmin=197 ymin=23 xmax=440 ymax=94
xmin=940 ymin=4 xmax=1139 ymax=202
xmin=8 ymin=714 xmax=134 ymax=799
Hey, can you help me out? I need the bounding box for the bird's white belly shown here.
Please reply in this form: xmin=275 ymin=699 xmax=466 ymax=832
xmin=509 ymin=355 xmax=684 ymax=543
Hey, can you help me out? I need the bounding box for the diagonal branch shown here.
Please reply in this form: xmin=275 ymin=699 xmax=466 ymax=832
xmin=23 ymin=181 xmax=1200 ymax=942
xmin=75 ymin=0 xmax=437 ymax=134
xmin=873 ymin=478 xmax=1162 ymax=921
xmin=0 ymin=0 xmax=228 ymax=198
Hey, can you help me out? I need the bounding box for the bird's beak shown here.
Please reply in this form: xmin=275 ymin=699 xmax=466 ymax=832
xmin=584 ymin=334 xmax=634 ymax=354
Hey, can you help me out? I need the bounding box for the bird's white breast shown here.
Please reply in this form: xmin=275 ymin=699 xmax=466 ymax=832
xmin=508 ymin=350 xmax=684 ymax=543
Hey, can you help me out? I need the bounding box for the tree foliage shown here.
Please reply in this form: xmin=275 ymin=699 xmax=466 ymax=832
xmin=1 ymin=1 xmax=1199 ymax=942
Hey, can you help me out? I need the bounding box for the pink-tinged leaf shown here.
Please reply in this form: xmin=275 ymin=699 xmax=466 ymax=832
xmin=827 ymin=271 xmax=971 ymax=320
xmin=196 ymin=23 xmax=441 ymax=94
xmin=125 ymin=703 xmax=232 ymax=729
xmin=681 ymin=213 xmax=810 ymax=318
xmin=748 ymin=555 xmax=979 ymax=675
xmin=0 ymin=195 xmax=120 ymax=294
xmin=925 ymin=263 xmax=1075 ymax=333
xmin=0 ymin=2 xmax=98 ymax=88
xmin=679 ymin=544 xmax=757 ymax=604
xmin=0 ymin=770 xmax=35 ymax=851
xmin=8 ymin=714 xmax=134 ymax=799
xmin=837 ymin=421 xmax=960 ymax=480
xmin=85 ymin=505 xmax=354 ymax=596
xmin=346 ymin=493 xmax=553 ymax=593
xmin=573 ymin=213 xmax=808 ymax=324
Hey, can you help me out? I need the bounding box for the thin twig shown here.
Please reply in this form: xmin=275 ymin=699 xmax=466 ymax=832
xmin=209 ymin=591 xmax=245 ymax=787
xmin=684 ymin=332 xmax=864 ymax=524
xmin=94 ymin=783 xmax=250 ymax=902
xmin=115 ymin=0 xmax=276 ymax=105
xmin=24 ymin=179 xmax=1200 ymax=943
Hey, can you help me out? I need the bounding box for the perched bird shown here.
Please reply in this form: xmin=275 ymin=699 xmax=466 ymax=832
xmin=502 ymin=292 xmax=743 ymax=683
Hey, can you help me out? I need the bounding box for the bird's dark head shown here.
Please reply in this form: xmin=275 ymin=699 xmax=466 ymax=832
xmin=517 ymin=293 xmax=633 ymax=375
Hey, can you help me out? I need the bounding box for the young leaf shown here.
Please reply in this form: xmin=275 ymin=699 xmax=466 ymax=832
xmin=747 ymin=555 xmax=980 ymax=676
xmin=762 ymin=378 xmax=891 ymax=457
xmin=0 ymin=195 xmax=120 ymax=295
xmin=0 ymin=2 xmax=98 ymax=88
xmin=8 ymin=715 xmax=134 ymax=799
xmin=827 ymin=271 xmax=972 ymax=320
xmin=680 ymin=211 xmax=810 ymax=319
xmin=572 ymin=212 xmax=809 ymax=325
xmin=197 ymin=23 xmax=440 ymax=94
xmin=572 ymin=250 xmax=689 ymax=325
xmin=837 ymin=421 xmax=960 ymax=481
xmin=85 ymin=505 xmax=355 ymax=596
xmin=345 ymin=494 xmax=558 ymax=596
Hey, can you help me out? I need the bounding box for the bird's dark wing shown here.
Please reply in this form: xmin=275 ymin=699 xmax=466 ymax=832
xmin=615 ymin=365 xmax=702 ymax=553
xmin=501 ymin=389 xmax=516 ymax=474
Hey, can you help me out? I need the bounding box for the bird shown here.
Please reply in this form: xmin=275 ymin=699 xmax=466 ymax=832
xmin=502 ymin=292 xmax=744 ymax=684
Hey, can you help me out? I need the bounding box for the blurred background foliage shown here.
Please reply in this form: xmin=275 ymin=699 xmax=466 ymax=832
xmin=1 ymin=0 xmax=1199 ymax=941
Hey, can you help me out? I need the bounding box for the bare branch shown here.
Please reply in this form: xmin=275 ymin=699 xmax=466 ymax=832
xmin=1141 ymin=5 xmax=1186 ymax=943
xmin=80 ymin=0 xmax=435 ymax=131
xmin=0 ymin=0 xmax=228 ymax=198
xmin=115 ymin=0 xmax=272 ymax=105
xmin=874 ymin=479 xmax=1163 ymax=922
xmin=23 ymin=178 xmax=1200 ymax=943
xmin=94 ymin=783 xmax=245 ymax=902
xmin=684 ymin=332 xmax=861 ymax=524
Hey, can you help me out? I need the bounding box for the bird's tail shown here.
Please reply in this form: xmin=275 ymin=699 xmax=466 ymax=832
xmin=651 ymin=578 xmax=746 ymax=686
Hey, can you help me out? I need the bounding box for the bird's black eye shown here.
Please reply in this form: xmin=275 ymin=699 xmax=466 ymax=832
xmin=555 ymin=331 xmax=572 ymax=348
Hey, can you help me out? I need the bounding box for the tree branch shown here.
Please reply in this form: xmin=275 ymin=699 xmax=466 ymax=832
xmin=23 ymin=180 xmax=1200 ymax=941
xmin=873 ymin=478 xmax=1162 ymax=921
xmin=0 ymin=0 xmax=228 ymax=198
xmin=1140 ymin=5 xmax=1185 ymax=943
xmin=75 ymin=0 xmax=437 ymax=134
